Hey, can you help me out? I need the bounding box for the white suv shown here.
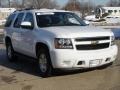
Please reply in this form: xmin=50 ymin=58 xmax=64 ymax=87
xmin=4 ymin=9 xmax=118 ymax=77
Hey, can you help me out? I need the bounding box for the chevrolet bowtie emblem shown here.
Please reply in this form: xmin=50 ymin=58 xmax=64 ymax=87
xmin=91 ymin=41 xmax=99 ymax=45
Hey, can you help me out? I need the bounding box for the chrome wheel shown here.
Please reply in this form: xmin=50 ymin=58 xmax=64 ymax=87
xmin=38 ymin=53 xmax=47 ymax=73
xmin=37 ymin=48 xmax=53 ymax=77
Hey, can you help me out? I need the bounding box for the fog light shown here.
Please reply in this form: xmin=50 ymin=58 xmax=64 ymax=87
xmin=78 ymin=61 xmax=85 ymax=65
xmin=105 ymin=58 xmax=111 ymax=62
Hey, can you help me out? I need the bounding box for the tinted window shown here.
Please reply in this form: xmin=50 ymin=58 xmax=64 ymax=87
xmin=36 ymin=12 xmax=86 ymax=28
xmin=108 ymin=10 xmax=113 ymax=14
xmin=114 ymin=10 xmax=117 ymax=13
xmin=14 ymin=13 xmax=24 ymax=28
xmin=23 ymin=13 xmax=34 ymax=29
xmin=5 ymin=14 xmax=16 ymax=27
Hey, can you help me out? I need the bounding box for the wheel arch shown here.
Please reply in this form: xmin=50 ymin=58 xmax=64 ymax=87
xmin=5 ymin=36 xmax=11 ymax=46
xmin=35 ymin=42 xmax=53 ymax=66
xmin=35 ymin=42 xmax=50 ymax=57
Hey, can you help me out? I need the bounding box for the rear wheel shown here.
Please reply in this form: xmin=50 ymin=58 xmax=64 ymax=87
xmin=37 ymin=48 xmax=53 ymax=77
xmin=6 ymin=42 xmax=17 ymax=62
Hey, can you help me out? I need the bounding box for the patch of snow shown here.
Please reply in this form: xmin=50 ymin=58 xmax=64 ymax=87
xmin=0 ymin=20 xmax=6 ymax=25
xmin=85 ymin=15 xmax=98 ymax=21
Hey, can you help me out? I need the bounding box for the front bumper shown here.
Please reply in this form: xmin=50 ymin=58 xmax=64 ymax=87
xmin=50 ymin=45 xmax=118 ymax=69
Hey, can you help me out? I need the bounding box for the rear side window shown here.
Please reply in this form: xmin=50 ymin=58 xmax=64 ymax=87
xmin=5 ymin=14 xmax=16 ymax=27
xmin=14 ymin=13 xmax=24 ymax=28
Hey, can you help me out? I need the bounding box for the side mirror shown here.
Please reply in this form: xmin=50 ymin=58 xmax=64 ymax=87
xmin=84 ymin=20 xmax=90 ymax=25
xmin=21 ymin=21 xmax=33 ymax=29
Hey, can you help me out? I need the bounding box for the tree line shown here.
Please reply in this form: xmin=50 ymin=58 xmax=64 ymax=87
xmin=2 ymin=0 xmax=120 ymax=9
xmin=0 ymin=0 xmax=59 ymax=9
xmin=0 ymin=0 xmax=120 ymax=17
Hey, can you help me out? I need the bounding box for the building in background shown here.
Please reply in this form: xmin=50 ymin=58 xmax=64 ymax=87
xmin=95 ymin=7 xmax=120 ymax=19
xmin=84 ymin=7 xmax=120 ymax=24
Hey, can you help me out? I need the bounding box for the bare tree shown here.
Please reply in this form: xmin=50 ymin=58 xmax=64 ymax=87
xmin=31 ymin=0 xmax=59 ymax=9
xmin=10 ymin=0 xmax=17 ymax=8
xmin=21 ymin=0 xmax=25 ymax=8
xmin=107 ymin=0 xmax=119 ymax=6
xmin=63 ymin=0 xmax=94 ymax=18
xmin=49 ymin=0 xmax=59 ymax=9
xmin=0 ymin=0 xmax=59 ymax=9
xmin=63 ymin=0 xmax=81 ymax=11
xmin=81 ymin=1 xmax=94 ymax=16
xmin=22 ymin=0 xmax=34 ymax=8
xmin=116 ymin=0 xmax=120 ymax=6
xmin=8 ymin=0 xmax=11 ymax=7
xmin=0 ymin=0 xmax=14 ymax=7
xmin=0 ymin=0 xmax=1 ymax=7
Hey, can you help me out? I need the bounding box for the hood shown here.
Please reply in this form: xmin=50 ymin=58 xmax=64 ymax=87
xmin=41 ymin=26 xmax=113 ymax=38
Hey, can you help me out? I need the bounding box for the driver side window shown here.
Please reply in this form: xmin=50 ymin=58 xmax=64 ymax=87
xmin=23 ymin=12 xmax=34 ymax=29
xmin=66 ymin=14 xmax=80 ymax=25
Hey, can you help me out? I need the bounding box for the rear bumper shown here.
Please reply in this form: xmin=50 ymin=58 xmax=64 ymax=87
xmin=50 ymin=45 xmax=118 ymax=69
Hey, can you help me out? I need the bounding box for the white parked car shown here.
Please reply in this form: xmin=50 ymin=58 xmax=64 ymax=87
xmin=4 ymin=9 xmax=118 ymax=77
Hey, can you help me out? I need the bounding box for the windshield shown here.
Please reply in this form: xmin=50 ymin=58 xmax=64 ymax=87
xmin=36 ymin=12 xmax=86 ymax=27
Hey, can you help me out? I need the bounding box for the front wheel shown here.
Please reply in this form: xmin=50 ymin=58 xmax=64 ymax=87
xmin=37 ymin=48 xmax=53 ymax=77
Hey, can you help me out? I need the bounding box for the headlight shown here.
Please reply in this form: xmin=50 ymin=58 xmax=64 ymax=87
xmin=54 ymin=38 xmax=73 ymax=49
xmin=111 ymin=36 xmax=115 ymax=46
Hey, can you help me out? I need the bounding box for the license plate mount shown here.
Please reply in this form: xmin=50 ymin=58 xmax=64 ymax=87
xmin=90 ymin=59 xmax=101 ymax=67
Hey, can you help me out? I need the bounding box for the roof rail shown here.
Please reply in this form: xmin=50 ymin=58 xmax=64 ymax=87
xmin=23 ymin=7 xmax=34 ymax=10
xmin=13 ymin=7 xmax=34 ymax=12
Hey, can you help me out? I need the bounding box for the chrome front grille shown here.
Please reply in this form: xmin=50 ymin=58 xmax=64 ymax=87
xmin=76 ymin=43 xmax=109 ymax=50
xmin=74 ymin=36 xmax=110 ymax=50
xmin=75 ymin=36 xmax=110 ymax=42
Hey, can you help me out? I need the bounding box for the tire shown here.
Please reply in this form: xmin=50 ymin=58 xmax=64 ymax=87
xmin=37 ymin=48 xmax=53 ymax=77
xmin=6 ymin=42 xmax=17 ymax=62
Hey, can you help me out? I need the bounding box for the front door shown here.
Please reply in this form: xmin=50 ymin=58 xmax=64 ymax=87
xmin=20 ymin=12 xmax=35 ymax=56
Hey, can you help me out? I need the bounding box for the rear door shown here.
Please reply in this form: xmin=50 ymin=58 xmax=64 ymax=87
xmin=4 ymin=13 xmax=16 ymax=46
xmin=12 ymin=13 xmax=25 ymax=52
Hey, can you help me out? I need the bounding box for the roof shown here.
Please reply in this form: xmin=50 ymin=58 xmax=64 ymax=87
xmin=13 ymin=8 xmax=71 ymax=14
xmin=35 ymin=8 xmax=70 ymax=12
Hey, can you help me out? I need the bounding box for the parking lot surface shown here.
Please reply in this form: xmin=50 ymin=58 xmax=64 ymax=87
xmin=0 ymin=41 xmax=120 ymax=90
